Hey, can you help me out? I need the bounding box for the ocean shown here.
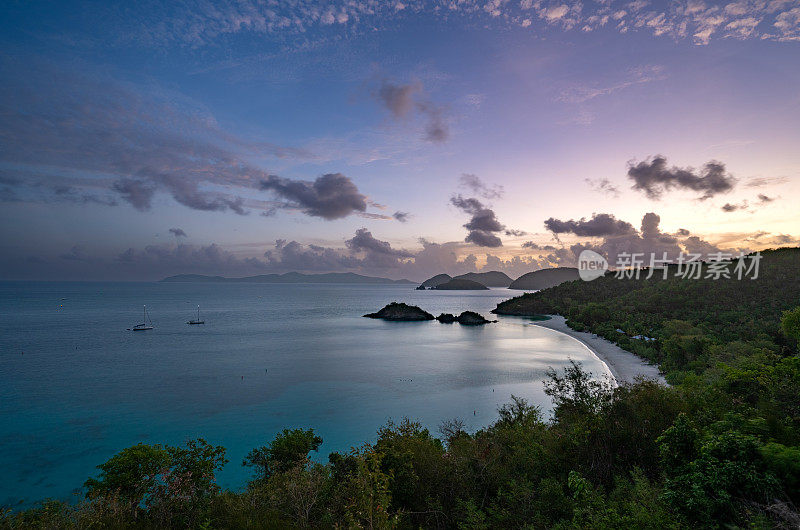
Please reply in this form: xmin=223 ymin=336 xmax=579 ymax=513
xmin=0 ymin=281 xmax=611 ymax=507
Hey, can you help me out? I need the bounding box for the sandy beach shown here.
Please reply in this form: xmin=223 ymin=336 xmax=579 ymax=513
xmin=532 ymin=315 xmax=666 ymax=385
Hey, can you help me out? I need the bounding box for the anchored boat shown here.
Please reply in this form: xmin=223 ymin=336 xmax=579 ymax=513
xmin=131 ymin=305 xmax=154 ymax=331
xmin=187 ymin=305 xmax=205 ymax=325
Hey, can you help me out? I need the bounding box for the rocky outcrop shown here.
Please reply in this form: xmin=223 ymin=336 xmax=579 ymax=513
xmin=455 ymin=311 xmax=496 ymax=325
xmin=434 ymin=279 xmax=489 ymax=290
xmin=436 ymin=313 xmax=457 ymax=323
xmin=363 ymin=302 xmax=434 ymax=321
xmin=365 ymin=305 xmax=496 ymax=325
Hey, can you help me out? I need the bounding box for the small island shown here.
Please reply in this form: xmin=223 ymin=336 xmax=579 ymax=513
xmin=363 ymin=302 xmax=434 ymax=321
xmin=365 ymin=304 xmax=495 ymax=325
xmin=437 ymin=311 xmax=496 ymax=325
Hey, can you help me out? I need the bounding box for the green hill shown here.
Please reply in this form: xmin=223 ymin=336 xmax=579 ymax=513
xmin=507 ymin=267 xmax=579 ymax=290
xmin=453 ymin=270 xmax=513 ymax=287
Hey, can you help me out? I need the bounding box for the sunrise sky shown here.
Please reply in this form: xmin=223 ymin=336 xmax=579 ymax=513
xmin=1 ymin=0 xmax=799 ymax=281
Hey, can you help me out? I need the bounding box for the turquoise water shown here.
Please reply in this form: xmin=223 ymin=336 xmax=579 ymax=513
xmin=0 ymin=282 xmax=611 ymax=507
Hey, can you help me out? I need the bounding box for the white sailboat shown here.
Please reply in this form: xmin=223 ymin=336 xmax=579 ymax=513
xmin=187 ymin=305 xmax=205 ymax=325
xmin=131 ymin=305 xmax=154 ymax=331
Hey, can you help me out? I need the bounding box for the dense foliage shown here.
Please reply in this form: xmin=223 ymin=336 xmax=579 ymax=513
xmin=3 ymin=248 xmax=799 ymax=528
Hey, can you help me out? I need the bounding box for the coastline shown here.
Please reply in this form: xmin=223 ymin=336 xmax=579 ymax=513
xmin=531 ymin=315 xmax=666 ymax=386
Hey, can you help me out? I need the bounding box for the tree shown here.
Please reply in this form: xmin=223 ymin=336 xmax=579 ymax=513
xmin=781 ymin=306 xmax=800 ymax=341
xmin=84 ymin=443 xmax=171 ymax=516
xmin=243 ymin=428 xmax=323 ymax=482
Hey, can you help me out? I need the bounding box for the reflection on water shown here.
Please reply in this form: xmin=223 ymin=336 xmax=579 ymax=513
xmin=0 ymin=282 xmax=610 ymax=505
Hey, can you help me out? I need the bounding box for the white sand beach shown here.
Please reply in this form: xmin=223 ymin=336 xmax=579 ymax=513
xmin=532 ymin=315 xmax=666 ymax=385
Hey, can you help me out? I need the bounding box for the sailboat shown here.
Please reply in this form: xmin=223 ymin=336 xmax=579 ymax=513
xmin=131 ymin=305 xmax=154 ymax=331
xmin=187 ymin=305 xmax=205 ymax=325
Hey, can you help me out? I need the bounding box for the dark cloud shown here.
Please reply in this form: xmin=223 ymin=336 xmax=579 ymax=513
xmin=393 ymin=211 xmax=410 ymax=222
xmin=377 ymin=81 xmax=419 ymax=118
xmin=459 ymin=174 xmax=504 ymax=199
xmin=0 ymin=58 xmax=383 ymax=221
xmin=627 ymin=155 xmax=736 ymax=200
xmin=345 ymin=228 xmax=413 ymax=258
xmin=52 ymin=185 xmax=118 ymax=206
xmin=169 ymin=228 xmax=188 ymax=237
xmin=585 ymin=178 xmax=620 ymax=198
xmin=504 ymin=229 xmax=527 ymax=237
xmin=544 ymin=213 xmax=636 ymax=237
xmin=522 ymin=241 xmax=557 ymax=251
xmin=721 ymin=201 xmax=748 ymax=212
xmin=757 ymin=194 xmax=775 ymax=203
xmin=374 ymin=80 xmax=449 ymax=143
xmin=418 ymin=101 xmax=449 ymax=143
xmin=540 ymin=211 xmax=737 ymax=267
xmin=771 ymin=234 xmax=799 ymax=245
xmin=259 ymin=173 xmax=367 ymax=220
xmin=465 ymin=230 xmax=503 ymax=248
xmin=450 ymin=194 xmax=507 ymax=248
xmin=111 ymin=179 xmax=157 ymax=211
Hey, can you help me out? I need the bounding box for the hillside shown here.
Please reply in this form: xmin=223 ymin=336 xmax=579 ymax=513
xmin=418 ymin=273 xmax=452 ymax=288
xmin=453 ymin=270 xmax=513 ymax=287
xmin=495 ymin=248 xmax=800 ymax=375
xmin=161 ymin=272 xmax=414 ymax=285
xmin=434 ymin=278 xmax=489 ymax=290
xmin=507 ymin=267 xmax=580 ymax=290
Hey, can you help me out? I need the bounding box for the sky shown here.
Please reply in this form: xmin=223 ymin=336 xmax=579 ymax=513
xmin=1 ymin=0 xmax=799 ymax=281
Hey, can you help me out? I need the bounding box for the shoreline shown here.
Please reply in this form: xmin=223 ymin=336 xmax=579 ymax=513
xmin=531 ymin=315 xmax=666 ymax=385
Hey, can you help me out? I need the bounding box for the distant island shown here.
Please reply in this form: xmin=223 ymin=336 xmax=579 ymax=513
xmin=418 ymin=273 xmax=452 ymax=288
xmin=161 ymin=272 xmax=415 ymax=285
xmin=508 ymin=267 xmax=580 ymax=290
xmin=434 ymin=278 xmax=489 ymax=290
xmin=416 ymin=268 xmax=577 ymax=291
xmin=452 ymin=271 xmax=513 ymax=287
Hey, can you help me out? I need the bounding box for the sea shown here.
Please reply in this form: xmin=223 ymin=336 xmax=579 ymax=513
xmin=0 ymin=281 xmax=612 ymax=507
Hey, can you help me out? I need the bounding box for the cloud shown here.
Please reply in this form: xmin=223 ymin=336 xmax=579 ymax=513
xmin=345 ymin=228 xmax=413 ymax=258
xmin=721 ymin=200 xmax=748 ymax=212
xmin=558 ymin=65 xmax=666 ymax=104
xmin=544 ymin=213 xmax=636 ymax=237
xmin=0 ymin=58 xmax=387 ymax=221
xmin=374 ymin=80 xmax=449 ymax=143
xmin=539 ymin=210 xmax=741 ymax=267
xmin=465 ymin=230 xmax=503 ymax=247
xmin=627 ymin=155 xmax=737 ymax=200
xmin=770 ymin=234 xmax=800 ymax=245
xmin=110 ymin=179 xmax=158 ymax=211
xmin=585 ymin=178 xmax=621 ymax=198
xmin=757 ymin=193 xmax=775 ymax=203
xmin=377 ymin=81 xmax=420 ymax=119
xmin=91 ymin=0 xmax=800 ymax=47
xmin=459 ymin=174 xmax=504 ymax=199
xmin=393 ymin=211 xmax=410 ymax=222
xmin=259 ymin=173 xmax=368 ymax=220
xmin=522 ymin=241 xmax=557 ymax=251
xmin=745 ymin=176 xmax=789 ymax=187
xmin=450 ymin=194 xmax=513 ymax=248
xmin=169 ymin=228 xmax=188 ymax=237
